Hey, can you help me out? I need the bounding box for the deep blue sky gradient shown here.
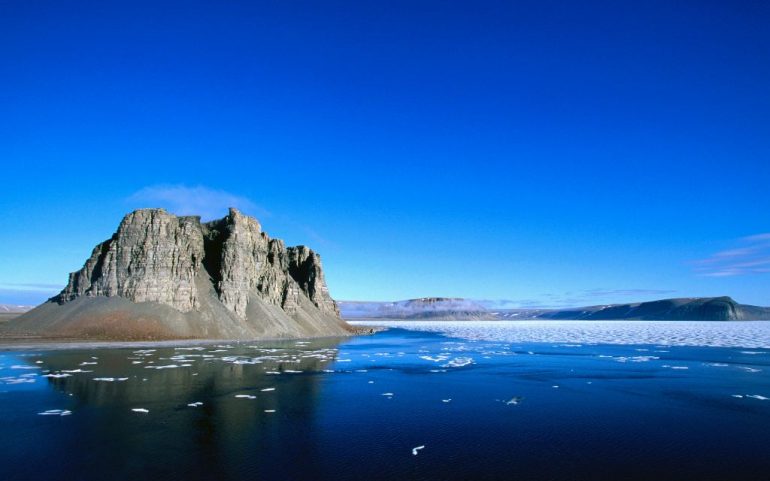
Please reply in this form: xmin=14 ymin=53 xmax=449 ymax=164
xmin=1 ymin=0 xmax=769 ymax=306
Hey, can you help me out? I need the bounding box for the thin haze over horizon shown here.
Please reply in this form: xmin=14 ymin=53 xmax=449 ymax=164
xmin=1 ymin=1 xmax=769 ymax=306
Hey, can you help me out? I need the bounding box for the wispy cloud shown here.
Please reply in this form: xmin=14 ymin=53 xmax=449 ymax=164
xmin=127 ymin=185 xmax=268 ymax=221
xmin=581 ymin=288 xmax=677 ymax=298
xmin=0 ymin=284 xmax=62 ymax=305
xmin=694 ymin=234 xmax=770 ymax=277
xmin=0 ymin=283 xmax=63 ymax=292
xmin=126 ymin=185 xmax=334 ymax=247
xmin=478 ymin=288 xmax=677 ymax=310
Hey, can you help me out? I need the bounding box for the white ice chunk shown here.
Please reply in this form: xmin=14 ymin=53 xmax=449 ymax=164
xmin=746 ymin=394 xmax=769 ymax=400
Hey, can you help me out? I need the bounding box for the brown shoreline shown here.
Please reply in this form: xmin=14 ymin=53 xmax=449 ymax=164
xmin=0 ymin=325 xmax=387 ymax=351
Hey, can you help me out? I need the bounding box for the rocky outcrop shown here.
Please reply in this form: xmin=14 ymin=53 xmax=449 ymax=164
xmin=7 ymin=208 xmax=351 ymax=340
xmin=201 ymin=209 xmax=340 ymax=321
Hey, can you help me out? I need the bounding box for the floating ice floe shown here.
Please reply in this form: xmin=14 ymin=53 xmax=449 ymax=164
xmin=235 ymin=394 xmax=257 ymax=399
xmin=38 ymin=409 xmax=72 ymax=416
xmin=42 ymin=373 xmax=72 ymax=379
xmin=146 ymin=364 xmax=180 ymax=370
xmin=11 ymin=365 xmax=41 ymax=370
xmin=0 ymin=376 xmax=36 ymax=384
xmin=420 ymin=355 xmax=450 ymax=362
xmin=505 ymin=396 xmax=523 ymax=406
xmin=132 ymin=408 xmax=149 ymax=413
xmin=442 ymin=399 xmax=452 ymax=403
xmin=260 ymin=387 xmax=275 ymax=392
xmin=187 ymin=402 xmax=203 ymax=407
xmin=611 ymin=356 xmax=659 ymax=363
xmin=746 ymin=394 xmax=769 ymax=400
xmin=264 ymin=409 xmax=276 ymax=413
xmin=412 ymin=445 xmax=425 ymax=456
xmin=93 ymin=377 xmax=129 ymax=382
xmin=441 ymin=357 xmax=474 ymax=368
xmin=738 ymin=367 xmax=762 ymax=373
xmin=382 ymin=392 xmax=394 ymax=397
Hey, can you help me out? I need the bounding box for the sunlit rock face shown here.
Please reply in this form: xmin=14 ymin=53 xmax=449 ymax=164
xmin=9 ymin=208 xmax=350 ymax=340
xmin=58 ymin=209 xmax=205 ymax=312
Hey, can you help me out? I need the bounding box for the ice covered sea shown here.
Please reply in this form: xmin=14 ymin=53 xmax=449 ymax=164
xmin=2 ymin=321 xmax=770 ymax=481
xmin=349 ymin=319 xmax=770 ymax=348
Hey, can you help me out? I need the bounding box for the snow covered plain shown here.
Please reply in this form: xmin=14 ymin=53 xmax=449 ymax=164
xmin=348 ymin=320 xmax=770 ymax=348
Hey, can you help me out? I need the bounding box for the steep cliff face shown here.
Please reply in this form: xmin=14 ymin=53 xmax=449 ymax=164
xmin=9 ymin=208 xmax=350 ymax=340
xmin=57 ymin=210 xmax=205 ymax=312
xmin=198 ymin=208 xmax=340 ymax=320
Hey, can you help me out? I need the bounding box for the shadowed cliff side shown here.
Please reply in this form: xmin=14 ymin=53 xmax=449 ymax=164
xmin=4 ymin=208 xmax=351 ymax=340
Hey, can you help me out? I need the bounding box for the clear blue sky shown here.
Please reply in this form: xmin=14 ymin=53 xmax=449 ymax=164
xmin=1 ymin=0 xmax=769 ymax=307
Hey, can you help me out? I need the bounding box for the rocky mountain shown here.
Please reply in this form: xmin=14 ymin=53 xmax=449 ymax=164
xmin=339 ymin=298 xmax=496 ymax=321
xmin=5 ymin=208 xmax=351 ymax=340
xmin=342 ymin=297 xmax=770 ymax=321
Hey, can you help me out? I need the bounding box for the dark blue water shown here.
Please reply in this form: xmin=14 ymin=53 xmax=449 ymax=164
xmin=2 ymin=328 xmax=770 ymax=481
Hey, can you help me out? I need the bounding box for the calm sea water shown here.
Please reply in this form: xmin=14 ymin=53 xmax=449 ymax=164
xmin=2 ymin=322 xmax=770 ymax=481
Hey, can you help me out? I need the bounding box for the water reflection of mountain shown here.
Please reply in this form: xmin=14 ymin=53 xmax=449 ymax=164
xmin=33 ymin=338 xmax=345 ymax=481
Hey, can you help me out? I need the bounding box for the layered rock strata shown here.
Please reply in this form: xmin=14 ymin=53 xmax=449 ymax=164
xmin=8 ymin=208 xmax=350 ymax=340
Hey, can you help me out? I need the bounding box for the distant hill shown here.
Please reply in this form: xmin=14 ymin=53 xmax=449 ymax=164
xmin=0 ymin=304 xmax=33 ymax=313
xmin=341 ymin=296 xmax=770 ymax=321
xmin=504 ymin=297 xmax=770 ymax=321
xmin=0 ymin=304 xmax=32 ymax=323
xmin=339 ymin=298 xmax=496 ymax=321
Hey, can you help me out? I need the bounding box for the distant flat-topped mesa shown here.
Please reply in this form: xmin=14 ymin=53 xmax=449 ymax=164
xmin=339 ymin=297 xmax=496 ymax=321
xmin=7 ymin=208 xmax=351 ymax=340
